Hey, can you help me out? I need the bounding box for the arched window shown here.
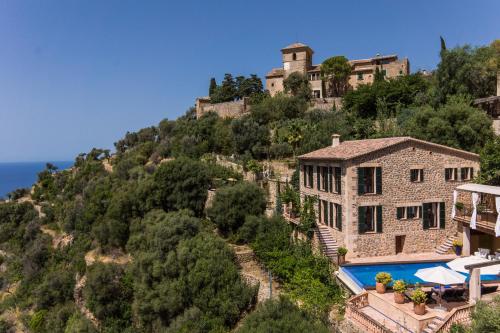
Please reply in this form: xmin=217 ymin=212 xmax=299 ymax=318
xmin=292 ymin=53 xmax=297 ymax=60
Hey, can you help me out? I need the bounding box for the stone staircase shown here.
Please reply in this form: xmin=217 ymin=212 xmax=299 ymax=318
xmin=316 ymin=224 xmax=338 ymax=260
xmin=435 ymin=235 xmax=457 ymax=255
xmin=422 ymin=315 xmax=445 ymax=333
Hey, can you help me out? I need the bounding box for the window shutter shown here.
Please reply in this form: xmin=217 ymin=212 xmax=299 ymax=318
xmin=439 ymin=202 xmax=445 ymax=229
xmin=328 ymin=167 xmax=333 ymax=193
xmin=318 ymin=200 xmax=322 ymax=223
xmin=302 ymin=165 xmax=306 ymax=187
xmin=376 ymin=206 xmax=383 ymax=233
xmin=470 ymin=168 xmax=474 ymax=178
xmin=357 ymin=168 xmax=365 ymax=195
xmin=410 ymin=169 xmax=416 ymax=182
xmin=358 ymin=206 xmax=365 ymax=234
xmin=336 ymin=204 xmax=342 ymax=231
xmin=422 ymin=203 xmax=431 ymax=229
xmin=396 ymin=207 xmax=404 ymax=219
xmin=329 ymin=202 xmax=334 ymax=228
xmin=308 ymin=166 xmax=313 ymax=187
xmin=376 ymin=167 xmax=382 ymax=194
xmin=316 ymin=166 xmax=320 ymax=189
xmin=335 ymin=167 xmax=342 ymax=194
xmin=421 ymin=169 xmax=424 ymax=182
xmin=461 ymin=168 xmax=466 ymax=181
xmin=445 ymin=168 xmax=450 ymax=181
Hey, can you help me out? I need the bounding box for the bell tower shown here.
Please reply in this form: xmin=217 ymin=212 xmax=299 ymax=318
xmin=281 ymin=43 xmax=314 ymax=78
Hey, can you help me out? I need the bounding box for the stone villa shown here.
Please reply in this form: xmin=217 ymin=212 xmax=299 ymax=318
xmin=298 ymin=135 xmax=479 ymax=258
xmin=266 ymin=42 xmax=410 ymax=98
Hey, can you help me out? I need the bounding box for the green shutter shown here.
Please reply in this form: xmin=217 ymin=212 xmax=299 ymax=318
xmin=376 ymin=167 xmax=382 ymax=194
xmin=461 ymin=168 xmax=466 ymax=181
xmin=335 ymin=167 xmax=342 ymax=194
xmin=329 ymin=202 xmax=334 ymax=228
xmin=316 ymin=166 xmax=320 ymax=189
xmin=358 ymin=206 xmax=366 ymax=234
xmin=318 ymin=200 xmax=322 ymax=223
xmin=357 ymin=168 xmax=365 ymax=195
xmin=308 ymin=166 xmax=313 ymax=187
xmin=396 ymin=207 xmax=404 ymax=219
xmin=440 ymin=202 xmax=445 ymax=229
xmin=336 ymin=204 xmax=342 ymax=231
xmin=423 ymin=203 xmax=431 ymax=229
xmin=421 ymin=169 xmax=424 ymax=182
xmin=376 ymin=206 xmax=383 ymax=233
xmin=328 ymin=167 xmax=333 ymax=192
xmin=302 ymin=165 xmax=306 ymax=187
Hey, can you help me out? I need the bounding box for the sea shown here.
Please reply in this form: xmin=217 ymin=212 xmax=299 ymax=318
xmin=0 ymin=161 xmax=74 ymax=199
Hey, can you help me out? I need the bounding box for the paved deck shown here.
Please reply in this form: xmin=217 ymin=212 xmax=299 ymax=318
xmin=346 ymin=252 xmax=457 ymax=265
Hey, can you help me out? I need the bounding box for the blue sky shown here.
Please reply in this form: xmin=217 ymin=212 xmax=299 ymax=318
xmin=0 ymin=1 xmax=498 ymax=162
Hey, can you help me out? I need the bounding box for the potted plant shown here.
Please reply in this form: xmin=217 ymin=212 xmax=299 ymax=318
xmin=375 ymin=272 xmax=392 ymax=294
xmin=392 ymin=280 xmax=407 ymax=304
xmin=337 ymin=247 xmax=348 ymax=265
xmin=410 ymin=288 xmax=427 ymax=315
xmin=453 ymin=239 xmax=463 ymax=256
xmin=455 ymin=202 xmax=464 ymax=213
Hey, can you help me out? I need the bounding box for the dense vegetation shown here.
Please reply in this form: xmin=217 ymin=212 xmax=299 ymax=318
xmin=0 ymin=38 xmax=498 ymax=332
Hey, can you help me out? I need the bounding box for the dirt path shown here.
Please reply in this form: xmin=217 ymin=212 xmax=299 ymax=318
xmin=40 ymin=225 xmax=73 ymax=249
xmin=74 ymin=274 xmax=100 ymax=329
xmin=84 ymin=248 xmax=132 ymax=266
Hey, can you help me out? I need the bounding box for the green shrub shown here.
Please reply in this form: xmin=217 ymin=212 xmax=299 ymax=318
xmin=337 ymin=247 xmax=348 ymax=256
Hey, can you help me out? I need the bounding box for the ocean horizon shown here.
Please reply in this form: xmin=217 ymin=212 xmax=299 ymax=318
xmin=0 ymin=161 xmax=74 ymax=199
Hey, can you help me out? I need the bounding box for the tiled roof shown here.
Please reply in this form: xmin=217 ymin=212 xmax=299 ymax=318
xmin=282 ymin=42 xmax=310 ymax=50
xmin=266 ymin=68 xmax=284 ymax=78
xmin=298 ymin=137 xmax=478 ymax=161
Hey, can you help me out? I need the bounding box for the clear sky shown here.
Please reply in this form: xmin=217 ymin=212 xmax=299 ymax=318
xmin=0 ymin=0 xmax=498 ymax=162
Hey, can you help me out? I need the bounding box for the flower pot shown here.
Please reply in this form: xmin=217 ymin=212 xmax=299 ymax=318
xmin=413 ymin=303 xmax=426 ymax=315
xmin=394 ymin=292 xmax=405 ymax=304
xmin=454 ymin=246 xmax=462 ymax=256
xmin=338 ymin=255 xmax=345 ymax=265
xmin=376 ymin=282 xmax=386 ymax=294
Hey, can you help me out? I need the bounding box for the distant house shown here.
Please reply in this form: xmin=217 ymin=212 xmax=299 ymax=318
xmin=297 ymin=135 xmax=479 ymax=258
xmin=266 ymin=42 xmax=410 ymax=98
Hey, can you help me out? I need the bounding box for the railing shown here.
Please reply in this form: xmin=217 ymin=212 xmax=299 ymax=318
xmin=454 ymin=203 xmax=498 ymax=232
xmin=345 ymin=293 xmax=393 ymax=333
xmin=434 ymin=304 xmax=474 ymax=332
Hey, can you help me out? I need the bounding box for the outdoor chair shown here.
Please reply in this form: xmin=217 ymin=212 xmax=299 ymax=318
xmin=440 ymin=287 xmax=466 ymax=302
xmin=481 ymin=285 xmax=498 ymax=295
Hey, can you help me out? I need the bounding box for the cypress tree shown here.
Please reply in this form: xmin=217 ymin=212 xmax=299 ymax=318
xmin=209 ymin=77 xmax=217 ymax=96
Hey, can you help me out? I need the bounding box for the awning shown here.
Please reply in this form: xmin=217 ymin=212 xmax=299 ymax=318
xmin=456 ymin=183 xmax=500 ymax=196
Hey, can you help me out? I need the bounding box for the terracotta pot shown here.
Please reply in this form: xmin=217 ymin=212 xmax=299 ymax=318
xmin=394 ymin=292 xmax=405 ymax=304
xmin=413 ymin=303 xmax=426 ymax=315
xmin=338 ymin=255 xmax=345 ymax=265
xmin=376 ymin=282 xmax=386 ymax=294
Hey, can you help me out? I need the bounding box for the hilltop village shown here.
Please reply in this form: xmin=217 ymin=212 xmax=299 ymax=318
xmin=0 ymin=39 xmax=499 ymax=333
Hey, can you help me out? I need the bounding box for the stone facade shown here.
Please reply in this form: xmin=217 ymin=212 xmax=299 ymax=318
xmin=266 ymin=42 xmax=410 ymax=98
xmin=196 ymin=97 xmax=250 ymax=119
xmin=298 ymin=137 xmax=480 ymax=258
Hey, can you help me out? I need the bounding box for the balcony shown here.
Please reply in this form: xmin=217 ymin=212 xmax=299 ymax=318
xmin=453 ymin=203 xmax=498 ymax=235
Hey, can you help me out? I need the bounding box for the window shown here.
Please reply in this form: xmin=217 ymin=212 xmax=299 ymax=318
xmin=381 ymin=69 xmax=387 ymax=76
xmin=399 ymin=70 xmax=403 ymax=75
xmin=333 ymin=167 xmax=342 ymax=194
xmin=396 ymin=206 xmax=422 ymax=219
xmin=358 ymin=206 xmax=382 ymax=234
xmin=410 ymin=169 xmax=423 ymax=182
xmin=461 ymin=167 xmax=473 ymax=181
xmin=292 ymin=53 xmax=297 ymax=61
xmin=271 ymin=83 xmax=275 ymax=87
xmin=303 ymin=165 xmax=314 ymax=188
xmin=358 ymin=167 xmax=382 ymax=195
xmin=357 ymin=73 xmax=364 ymax=80
xmin=423 ymin=202 xmax=445 ymax=229
xmin=313 ymin=90 xmax=321 ymax=98
xmin=445 ymin=168 xmax=458 ymax=181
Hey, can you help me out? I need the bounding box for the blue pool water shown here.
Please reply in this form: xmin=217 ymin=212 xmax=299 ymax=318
xmin=342 ymin=261 xmax=499 ymax=288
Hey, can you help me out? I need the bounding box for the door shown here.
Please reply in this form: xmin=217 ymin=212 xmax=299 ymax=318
xmin=396 ymin=235 xmax=405 ymax=254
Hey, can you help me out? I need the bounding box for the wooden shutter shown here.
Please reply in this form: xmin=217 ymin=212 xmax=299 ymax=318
xmin=302 ymin=165 xmax=306 ymax=187
xmin=422 ymin=203 xmax=431 ymax=229
xmin=376 ymin=206 xmax=383 ymax=233
xmin=445 ymin=168 xmax=450 ymax=181
xmin=358 ymin=206 xmax=366 ymax=234
xmin=439 ymin=202 xmax=445 ymax=229
xmin=336 ymin=204 xmax=342 ymax=231
xmin=316 ymin=166 xmax=321 ymax=189
xmin=396 ymin=207 xmax=404 ymax=219
xmin=329 ymin=202 xmax=334 ymax=228
xmin=308 ymin=166 xmax=313 ymax=187
xmin=421 ymin=169 xmax=424 ymax=182
xmin=376 ymin=167 xmax=382 ymax=194
xmin=410 ymin=169 xmax=416 ymax=182
xmin=328 ymin=167 xmax=333 ymax=193
xmin=357 ymin=168 xmax=365 ymax=195
xmin=318 ymin=200 xmax=322 ymax=223
xmin=460 ymin=168 xmax=466 ymax=181
xmin=335 ymin=167 xmax=342 ymax=194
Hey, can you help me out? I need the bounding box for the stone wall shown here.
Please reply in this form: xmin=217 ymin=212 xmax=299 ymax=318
xmin=300 ymin=140 xmax=480 ymax=257
xmin=310 ymin=97 xmax=343 ymax=111
xmin=196 ymin=97 xmax=250 ymax=119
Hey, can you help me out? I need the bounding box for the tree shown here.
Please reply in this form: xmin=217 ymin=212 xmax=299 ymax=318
xmin=207 ymin=182 xmax=266 ymax=236
xmin=237 ymin=297 xmax=329 ymax=333
xmin=208 ymin=77 xmax=217 ymax=96
xmin=478 ymin=137 xmax=500 ymax=186
xmin=153 ymin=158 xmax=211 ymax=217
xmin=210 ymin=73 xmax=237 ymax=103
xmin=283 ymin=72 xmax=312 ymax=101
xmin=321 ymin=56 xmax=352 ymax=97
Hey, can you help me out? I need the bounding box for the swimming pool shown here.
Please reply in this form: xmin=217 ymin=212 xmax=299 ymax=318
xmin=342 ymin=261 xmax=499 ymax=289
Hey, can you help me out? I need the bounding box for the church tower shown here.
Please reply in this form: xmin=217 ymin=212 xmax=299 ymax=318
xmin=281 ymin=43 xmax=314 ymax=78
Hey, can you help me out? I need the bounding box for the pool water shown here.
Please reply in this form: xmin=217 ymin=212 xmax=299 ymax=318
xmin=342 ymin=261 xmax=499 ymax=288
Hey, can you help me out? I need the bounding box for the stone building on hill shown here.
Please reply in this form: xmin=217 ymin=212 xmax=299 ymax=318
xmin=297 ymin=135 xmax=479 ymax=258
xmin=266 ymin=42 xmax=410 ymax=98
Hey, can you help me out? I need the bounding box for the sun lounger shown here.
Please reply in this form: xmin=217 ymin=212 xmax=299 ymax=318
xmin=481 ymin=285 xmax=498 ymax=295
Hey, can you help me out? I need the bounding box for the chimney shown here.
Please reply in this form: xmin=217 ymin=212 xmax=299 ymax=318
xmin=331 ymin=134 xmax=341 ymax=147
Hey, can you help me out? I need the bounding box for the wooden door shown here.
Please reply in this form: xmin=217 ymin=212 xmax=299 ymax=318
xmin=396 ymin=235 xmax=405 ymax=254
